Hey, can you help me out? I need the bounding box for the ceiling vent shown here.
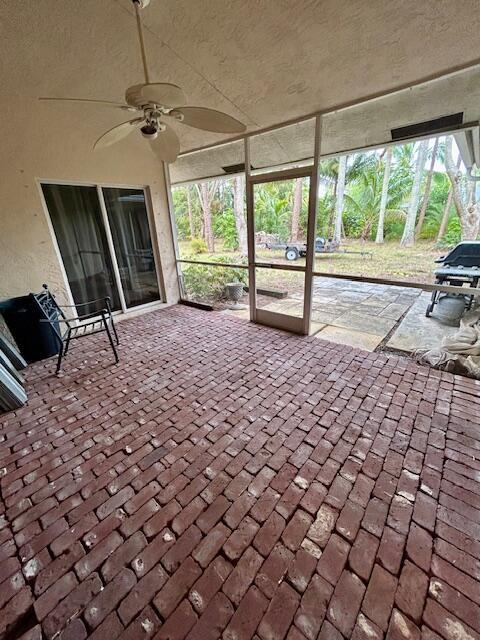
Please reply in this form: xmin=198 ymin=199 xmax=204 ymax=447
xmin=221 ymin=162 xmax=254 ymax=174
xmin=391 ymin=112 xmax=464 ymax=141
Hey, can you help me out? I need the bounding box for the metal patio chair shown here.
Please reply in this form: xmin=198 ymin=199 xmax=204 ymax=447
xmin=33 ymin=284 xmax=119 ymax=373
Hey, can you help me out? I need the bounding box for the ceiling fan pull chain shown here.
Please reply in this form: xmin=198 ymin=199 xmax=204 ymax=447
xmin=133 ymin=0 xmax=150 ymax=85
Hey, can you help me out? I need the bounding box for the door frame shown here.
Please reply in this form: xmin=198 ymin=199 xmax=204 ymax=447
xmin=244 ymin=115 xmax=322 ymax=335
xmin=36 ymin=179 xmax=166 ymax=313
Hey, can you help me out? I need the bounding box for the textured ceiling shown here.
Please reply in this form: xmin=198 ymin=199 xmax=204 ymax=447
xmin=1 ymin=0 xmax=480 ymax=155
xmin=170 ymin=67 xmax=480 ymax=183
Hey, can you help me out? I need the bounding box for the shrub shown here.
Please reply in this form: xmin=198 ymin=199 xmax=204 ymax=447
xmin=182 ymin=255 xmax=248 ymax=302
xmin=213 ymin=210 xmax=239 ymax=250
xmin=438 ymin=217 xmax=461 ymax=248
xmin=190 ymin=237 xmax=208 ymax=254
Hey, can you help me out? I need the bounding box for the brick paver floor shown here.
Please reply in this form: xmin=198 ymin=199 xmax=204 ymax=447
xmin=1 ymin=306 xmax=479 ymax=640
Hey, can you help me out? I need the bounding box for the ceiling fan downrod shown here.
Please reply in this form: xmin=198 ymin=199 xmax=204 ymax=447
xmin=132 ymin=0 xmax=151 ymax=84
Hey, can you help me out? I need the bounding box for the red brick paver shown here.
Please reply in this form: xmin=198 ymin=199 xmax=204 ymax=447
xmin=1 ymin=305 xmax=479 ymax=640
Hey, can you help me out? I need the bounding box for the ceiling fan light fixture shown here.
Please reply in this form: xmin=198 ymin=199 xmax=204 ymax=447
xmin=140 ymin=123 xmax=159 ymax=139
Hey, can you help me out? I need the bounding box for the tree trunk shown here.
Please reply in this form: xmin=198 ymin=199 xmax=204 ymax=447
xmin=197 ymin=182 xmax=215 ymax=252
xmin=415 ymin=137 xmax=439 ymax=238
xmin=375 ymin=147 xmax=392 ymax=244
xmin=233 ymin=176 xmax=248 ymax=255
xmin=361 ymin=220 xmax=373 ymax=240
xmin=436 ymin=188 xmax=454 ymax=242
xmin=290 ymin=178 xmax=303 ymax=242
xmin=333 ymin=156 xmax=347 ymax=243
xmin=326 ymin=177 xmax=338 ymax=237
xmin=436 ymin=156 xmax=461 ymax=242
xmin=445 ymin=136 xmax=480 ymax=240
xmin=400 ymin=140 xmax=428 ymax=247
xmin=186 ymin=187 xmax=195 ymax=238
xmin=463 ymin=181 xmax=480 ymax=240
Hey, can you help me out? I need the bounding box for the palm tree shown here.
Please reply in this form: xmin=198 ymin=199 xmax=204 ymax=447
xmin=186 ymin=186 xmax=195 ymax=239
xmin=318 ymin=153 xmax=377 ymax=238
xmin=233 ymin=176 xmax=247 ymax=255
xmin=375 ymin=147 xmax=392 ymax=244
xmin=333 ymin=156 xmax=347 ymax=243
xmin=400 ymin=140 xmax=429 ymax=247
xmin=254 ymin=181 xmax=291 ymax=240
xmin=415 ymin=137 xmax=439 ymax=238
xmin=436 ymin=155 xmax=460 ymax=242
xmin=290 ymin=177 xmax=303 ymax=242
xmin=196 ymin=181 xmax=218 ymax=252
xmin=345 ymin=163 xmax=407 ymax=240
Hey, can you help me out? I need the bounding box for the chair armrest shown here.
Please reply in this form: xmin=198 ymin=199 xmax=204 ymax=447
xmin=40 ymin=310 xmax=108 ymax=323
xmin=39 ymin=318 xmax=69 ymax=323
xmin=77 ymin=310 xmax=109 ymax=321
xmin=60 ymin=296 xmax=111 ymax=309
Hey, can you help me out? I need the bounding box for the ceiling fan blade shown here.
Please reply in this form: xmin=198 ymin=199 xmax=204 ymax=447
xmin=149 ymin=125 xmax=180 ymax=163
xmin=39 ymin=97 xmax=137 ymax=111
xmin=94 ymin=118 xmax=144 ymax=150
xmin=175 ymin=107 xmax=246 ymax=133
xmin=125 ymin=83 xmax=186 ymax=109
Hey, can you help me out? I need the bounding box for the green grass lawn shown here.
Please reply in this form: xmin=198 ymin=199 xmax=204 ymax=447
xmin=178 ymin=239 xmax=444 ymax=294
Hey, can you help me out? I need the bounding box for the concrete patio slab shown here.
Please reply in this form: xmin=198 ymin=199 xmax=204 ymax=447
xmin=311 ymin=309 xmax=346 ymax=324
xmin=309 ymin=321 xmax=326 ymax=334
xmin=379 ymin=302 xmax=411 ymax=320
xmin=387 ymin=292 xmax=458 ymax=352
xmin=330 ymin=310 xmax=398 ymax=336
xmin=313 ymin=324 xmax=385 ymax=350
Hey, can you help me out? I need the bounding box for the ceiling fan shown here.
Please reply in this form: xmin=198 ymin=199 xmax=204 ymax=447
xmin=39 ymin=0 xmax=246 ymax=163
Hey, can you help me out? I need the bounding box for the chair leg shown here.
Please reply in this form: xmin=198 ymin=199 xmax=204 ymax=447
xmin=426 ymin=290 xmax=437 ymax=317
xmin=110 ymin=317 xmax=120 ymax=345
xmin=56 ymin=343 xmax=64 ymax=374
xmin=63 ymin=331 xmax=72 ymax=357
xmin=104 ymin=322 xmax=119 ymax=364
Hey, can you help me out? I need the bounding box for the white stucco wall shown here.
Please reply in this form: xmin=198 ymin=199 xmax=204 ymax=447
xmin=0 ymin=98 xmax=179 ymax=307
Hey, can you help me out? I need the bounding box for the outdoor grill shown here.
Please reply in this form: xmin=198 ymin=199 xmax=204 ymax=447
xmin=426 ymin=241 xmax=480 ymax=317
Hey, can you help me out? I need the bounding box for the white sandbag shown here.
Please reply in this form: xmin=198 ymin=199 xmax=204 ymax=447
xmin=417 ymin=308 xmax=480 ymax=378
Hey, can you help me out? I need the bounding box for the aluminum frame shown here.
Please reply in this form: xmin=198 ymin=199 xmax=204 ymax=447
xmin=38 ymin=179 xmax=165 ymax=315
xmin=166 ymin=63 xmax=480 ymax=335
xmin=245 ymin=140 xmax=316 ymax=334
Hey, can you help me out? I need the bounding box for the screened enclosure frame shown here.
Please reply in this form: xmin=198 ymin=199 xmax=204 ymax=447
xmin=244 ymin=125 xmax=320 ymax=335
xmin=37 ymin=179 xmax=166 ymax=315
xmin=168 ymin=97 xmax=480 ymax=334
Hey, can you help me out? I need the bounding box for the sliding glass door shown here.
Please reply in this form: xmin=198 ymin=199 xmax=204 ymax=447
xmin=42 ymin=183 xmax=161 ymax=314
xmin=103 ymin=188 xmax=160 ymax=308
xmin=42 ymin=184 xmax=122 ymax=313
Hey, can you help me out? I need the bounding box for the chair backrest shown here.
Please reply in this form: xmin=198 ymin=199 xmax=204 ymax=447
xmin=32 ymin=285 xmax=69 ymax=337
xmin=440 ymin=241 xmax=480 ymax=267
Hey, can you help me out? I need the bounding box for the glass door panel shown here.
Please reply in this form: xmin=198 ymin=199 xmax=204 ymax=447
xmin=251 ymin=174 xmax=312 ymax=333
xmin=254 ymin=177 xmax=310 ymax=267
xmin=102 ymin=188 xmax=160 ymax=308
xmin=255 ymin=267 xmax=305 ymax=318
xmin=42 ymin=184 xmax=121 ymax=314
